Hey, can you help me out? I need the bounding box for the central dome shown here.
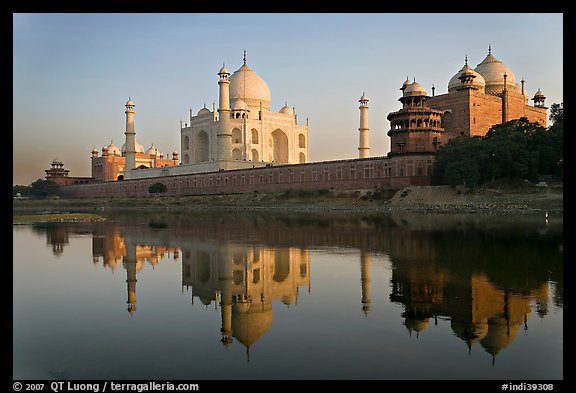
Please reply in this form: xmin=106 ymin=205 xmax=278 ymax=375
xmin=229 ymin=62 xmax=271 ymax=111
xmin=474 ymin=51 xmax=517 ymax=93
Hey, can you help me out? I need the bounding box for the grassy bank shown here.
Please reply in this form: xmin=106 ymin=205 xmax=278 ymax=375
xmin=13 ymin=180 xmax=563 ymax=217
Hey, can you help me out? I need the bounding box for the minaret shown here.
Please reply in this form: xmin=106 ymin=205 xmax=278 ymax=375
xmin=218 ymin=249 xmax=234 ymax=347
xmin=124 ymin=99 xmax=136 ymax=176
xmin=125 ymin=243 xmax=137 ymax=315
xmin=360 ymin=251 xmax=371 ymax=316
xmin=217 ymin=64 xmax=232 ymax=161
xmin=502 ymin=73 xmax=508 ymax=123
xmin=358 ymin=93 xmax=370 ymax=159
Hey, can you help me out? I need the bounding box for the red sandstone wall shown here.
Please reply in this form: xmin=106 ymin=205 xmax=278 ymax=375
xmin=60 ymin=155 xmax=436 ymax=198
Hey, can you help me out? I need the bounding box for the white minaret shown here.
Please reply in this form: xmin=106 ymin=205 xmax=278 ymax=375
xmin=124 ymin=98 xmax=136 ymax=176
xmin=358 ymin=93 xmax=370 ymax=158
xmin=217 ymin=64 xmax=232 ymax=161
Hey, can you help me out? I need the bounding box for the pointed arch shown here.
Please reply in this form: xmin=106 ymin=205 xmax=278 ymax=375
xmin=271 ymin=129 xmax=289 ymax=163
xmin=232 ymin=128 xmax=242 ymax=144
xmin=195 ymin=131 xmax=209 ymax=162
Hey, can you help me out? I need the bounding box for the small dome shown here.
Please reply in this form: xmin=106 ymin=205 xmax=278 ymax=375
xmin=51 ymin=158 xmax=63 ymax=165
xmin=91 ymin=148 xmax=99 ymax=154
xmin=121 ymin=139 xmax=145 ymax=153
xmin=404 ymin=81 xmax=427 ymax=97
xmin=405 ymin=318 xmax=430 ymax=333
xmin=534 ymin=89 xmax=546 ymax=98
xmin=146 ymin=144 xmax=161 ymax=157
xmin=359 ymin=93 xmax=369 ymax=102
xmin=218 ymin=65 xmax=230 ymax=75
xmin=401 ymin=78 xmax=412 ymax=90
xmin=197 ymin=107 xmax=211 ymax=116
xmin=448 ymin=64 xmax=486 ymax=92
xmin=231 ymin=98 xmax=248 ymax=111
xmin=126 ymin=99 xmax=135 ymax=107
xmin=172 ymin=150 xmax=178 ymax=155
xmin=474 ymin=50 xmax=516 ymax=92
xmin=107 ymin=142 xmax=121 ymax=156
xmin=279 ymin=104 xmax=293 ymax=115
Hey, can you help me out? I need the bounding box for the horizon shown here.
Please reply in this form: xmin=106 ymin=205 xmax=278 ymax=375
xmin=13 ymin=13 xmax=563 ymax=186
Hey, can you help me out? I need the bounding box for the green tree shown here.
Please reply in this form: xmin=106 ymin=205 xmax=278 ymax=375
xmin=484 ymin=117 xmax=540 ymax=182
xmin=148 ymin=182 xmax=167 ymax=193
xmin=29 ymin=179 xmax=60 ymax=198
xmin=435 ymin=136 xmax=485 ymax=186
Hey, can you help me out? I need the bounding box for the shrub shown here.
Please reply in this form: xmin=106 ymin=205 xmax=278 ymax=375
xmin=148 ymin=182 xmax=167 ymax=194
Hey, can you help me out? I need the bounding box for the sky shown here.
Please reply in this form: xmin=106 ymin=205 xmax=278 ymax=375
xmin=13 ymin=13 xmax=563 ymax=186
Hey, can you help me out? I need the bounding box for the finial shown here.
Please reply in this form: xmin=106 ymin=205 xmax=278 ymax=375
xmin=243 ymin=50 xmax=246 ymax=65
xmin=465 ymin=55 xmax=468 ymax=66
xmin=223 ymin=62 xmax=225 ymax=67
xmin=203 ymin=102 xmax=207 ymax=109
xmin=488 ymin=44 xmax=492 ymax=54
xmin=363 ymin=91 xmax=365 ymax=96
xmin=413 ymin=76 xmax=416 ymax=82
xmin=285 ymin=100 xmax=287 ymax=106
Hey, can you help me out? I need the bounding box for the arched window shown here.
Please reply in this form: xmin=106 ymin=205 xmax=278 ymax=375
xmin=299 ymin=152 xmax=306 ymax=163
xmin=183 ymin=135 xmax=189 ymax=150
xmin=251 ymin=129 xmax=259 ymax=144
xmin=251 ymin=149 xmax=259 ymax=162
xmin=298 ymin=133 xmax=306 ymax=148
xmin=232 ymin=148 xmax=242 ymax=160
xmin=232 ymin=128 xmax=242 ymax=144
xmin=417 ymin=119 xmax=422 ymax=128
xmin=183 ymin=154 xmax=189 ymax=164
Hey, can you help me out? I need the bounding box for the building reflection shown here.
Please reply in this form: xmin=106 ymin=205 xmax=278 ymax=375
xmin=31 ymin=211 xmax=561 ymax=362
xmin=181 ymin=243 xmax=310 ymax=355
xmin=386 ymin=232 xmax=552 ymax=364
xmin=90 ymin=226 xmax=180 ymax=314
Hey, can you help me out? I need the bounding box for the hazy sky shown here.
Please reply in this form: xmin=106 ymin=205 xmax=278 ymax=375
xmin=13 ymin=13 xmax=563 ymax=185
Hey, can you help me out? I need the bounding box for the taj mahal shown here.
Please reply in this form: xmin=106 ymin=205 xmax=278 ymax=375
xmin=48 ymin=47 xmax=549 ymax=196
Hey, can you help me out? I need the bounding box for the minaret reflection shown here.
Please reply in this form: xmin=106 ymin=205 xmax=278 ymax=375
xmin=91 ymin=227 xmax=180 ymax=315
xmin=360 ymin=251 xmax=371 ymax=316
xmin=182 ymin=243 xmax=310 ymax=356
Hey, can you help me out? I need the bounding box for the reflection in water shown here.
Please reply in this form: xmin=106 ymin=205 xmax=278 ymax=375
xmin=25 ymin=211 xmax=562 ymax=371
xmin=181 ymin=242 xmax=309 ymax=357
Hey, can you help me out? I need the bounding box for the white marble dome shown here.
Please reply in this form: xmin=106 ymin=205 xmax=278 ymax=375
xmin=197 ymin=107 xmax=211 ymax=116
xmin=474 ymin=52 xmax=516 ymax=93
xmin=229 ymin=62 xmax=271 ymax=110
xmin=279 ymin=104 xmax=293 ymax=115
xmin=121 ymin=139 xmax=145 ymax=153
xmin=106 ymin=142 xmax=121 ymax=156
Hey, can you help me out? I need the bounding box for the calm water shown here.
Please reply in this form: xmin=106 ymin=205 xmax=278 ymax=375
xmin=13 ymin=211 xmax=563 ymax=380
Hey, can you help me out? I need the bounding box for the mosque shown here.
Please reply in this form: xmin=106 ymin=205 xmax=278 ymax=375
xmin=49 ymin=47 xmax=548 ymax=196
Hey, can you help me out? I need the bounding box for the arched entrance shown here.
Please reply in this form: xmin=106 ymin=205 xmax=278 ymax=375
xmin=271 ymin=129 xmax=289 ymax=163
xmin=195 ymin=131 xmax=209 ymax=162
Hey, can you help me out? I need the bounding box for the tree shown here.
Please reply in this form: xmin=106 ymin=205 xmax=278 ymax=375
xmin=29 ymin=179 xmax=60 ymax=198
xmin=435 ymin=136 xmax=485 ymax=186
xmin=484 ymin=117 xmax=540 ymax=182
xmin=148 ymin=182 xmax=167 ymax=194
